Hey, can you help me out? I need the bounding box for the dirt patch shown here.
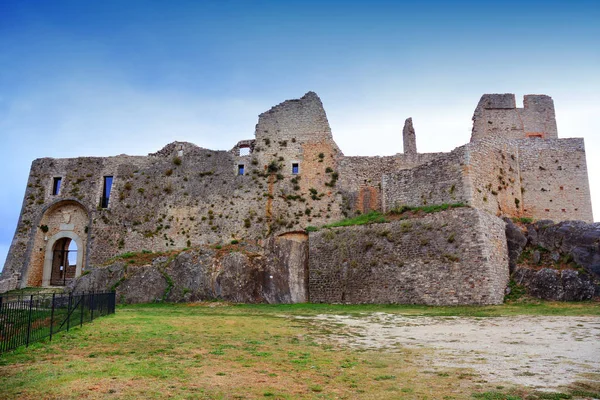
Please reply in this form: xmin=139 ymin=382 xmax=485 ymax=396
xmin=303 ymin=313 xmax=600 ymax=388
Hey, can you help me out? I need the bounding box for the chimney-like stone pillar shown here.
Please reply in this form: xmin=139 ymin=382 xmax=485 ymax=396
xmin=403 ymin=117 xmax=417 ymax=156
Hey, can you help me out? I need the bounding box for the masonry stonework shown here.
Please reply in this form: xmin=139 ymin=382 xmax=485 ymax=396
xmin=0 ymin=91 xmax=593 ymax=305
xmin=308 ymin=208 xmax=508 ymax=305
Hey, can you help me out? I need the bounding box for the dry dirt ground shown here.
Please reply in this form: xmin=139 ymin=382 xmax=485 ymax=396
xmin=303 ymin=313 xmax=600 ymax=389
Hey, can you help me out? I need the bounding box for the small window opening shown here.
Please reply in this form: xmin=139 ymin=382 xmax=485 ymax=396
xmin=526 ymin=132 xmax=544 ymax=139
xmin=238 ymin=165 xmax=245 ymax=176
xmin=52 ymin=177 xmax=62 ymax=195
xmin=292 ymin=163 xmax=299 ymax=175
xmin=239 ymin=147 xmax=250 ymax=156
xmin=101 ymin=176 xmax=113 ymax=208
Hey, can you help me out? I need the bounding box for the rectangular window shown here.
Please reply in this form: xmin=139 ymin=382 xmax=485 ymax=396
xmin=101 ymin=176 xmax=113 ymax=208
xmin=292 ymin=163 xmax=299 ymax=175
xmin=238 ymin=164 xmax=245 ymax=176
xmin=526 ymin=132 xmax=544 ymax=139
xmin=52 ymin=177 xmax=62 ymax=195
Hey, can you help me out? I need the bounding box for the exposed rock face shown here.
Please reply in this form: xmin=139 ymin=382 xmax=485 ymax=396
xmin=527 ymin=220 xmax=600 ymax=279
xmin=505 ymin=219 xmax=600 ymax=301
xmin=513 ymin=267 xmax=596 ymax=301
xmin=504 ymin=218 xmax=528 ymax=273
xmin=70 ymin=245 xmax=279 ymax=304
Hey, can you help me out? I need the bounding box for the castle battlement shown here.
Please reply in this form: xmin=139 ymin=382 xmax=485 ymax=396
xmin=472 ymin=93 xmax=558 ymax=141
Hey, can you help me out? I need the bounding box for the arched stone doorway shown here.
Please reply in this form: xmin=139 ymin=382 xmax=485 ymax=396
xmin=42 ymin=230 xmax=85 ymax=287
xmin=24 ymin=200 xmax=89 ymax=288
xmin=48 ymin=236 xmax=80 ymax=286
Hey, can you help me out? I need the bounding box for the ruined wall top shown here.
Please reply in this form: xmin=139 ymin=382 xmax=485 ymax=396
xmin=254 ymin=91 xmax=336 ymax=146
xmin=402 ymin=117 xmax=417 ymax=156
xmin=471 ymin=93 xmax=558 ymax=142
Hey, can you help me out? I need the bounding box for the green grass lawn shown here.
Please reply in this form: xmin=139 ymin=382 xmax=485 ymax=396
xmin=1 ymin=301 xmax=599 ymax=399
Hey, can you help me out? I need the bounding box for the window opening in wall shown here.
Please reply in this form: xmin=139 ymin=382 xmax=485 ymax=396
xmin=238 ymin=164 xmax=245 ymax=176
xmin=239 ymin=147 xmax=250 ymax=156
xmin=526 ymin=132 xmax=544 ymax=139
xmin=101 ymin=176 xmax=113 ymax=208
xmin=292 ymin=163 xmax=299 ymax=175
xmin=52 ymin=177 xmax=62 ymax=195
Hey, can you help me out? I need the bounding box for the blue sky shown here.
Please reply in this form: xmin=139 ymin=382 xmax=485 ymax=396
xmin=1 ymin=0 xmax=599 ymax=271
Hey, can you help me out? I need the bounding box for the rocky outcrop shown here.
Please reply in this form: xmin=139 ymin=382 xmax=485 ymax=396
xmin=505 ymin=219 xmax=600 ymax=301
xmin=68 ymin=242 xmax=309 ymax=304
xmin=527 ymin=220 xmax=600 ymax=279
xmin=504 ymin=218 xmax=527 ymax=273
xmin=513 ymin=267 xmax=596 ymax=301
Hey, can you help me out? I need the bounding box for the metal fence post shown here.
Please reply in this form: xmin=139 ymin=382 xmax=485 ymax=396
xmin=67 ymin=293 xmax=72 ymax=331
xmin=80 ymin=293 xmax=85 ymax=327
xmin=25 ymin=295 xmax=33 ymax=347
xmin=49 ymin=293 xmax=56 ymax=342
xmin=90 ymin=292 xmax=94 ymax=321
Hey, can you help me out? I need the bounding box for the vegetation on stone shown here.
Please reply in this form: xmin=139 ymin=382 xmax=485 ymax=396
xmin=320 ymin=203 xmax=467 ymax=229
xmin=322 ymin=211 xmax=387 ymax=228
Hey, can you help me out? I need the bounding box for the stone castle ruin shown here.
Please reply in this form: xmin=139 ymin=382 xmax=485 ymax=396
xmin=0 ymin=92 xmax=595 ymax=304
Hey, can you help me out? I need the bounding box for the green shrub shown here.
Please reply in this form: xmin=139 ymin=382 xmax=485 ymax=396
xmin=512 ymin=217 xmax=533 ymax=224
xmin=504 ymin=279 xmax=527 ymax=302
xmin=267 ymin=161 xmax=279 ymax=173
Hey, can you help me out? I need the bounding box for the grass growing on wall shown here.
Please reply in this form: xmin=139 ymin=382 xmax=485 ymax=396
xmin=322 ymin=211 xmax=387 ymax=228
xmin=389 ymin=202 xmax=466 ymax=215
xmin=313 ymin=203 xmax=467 ymax=231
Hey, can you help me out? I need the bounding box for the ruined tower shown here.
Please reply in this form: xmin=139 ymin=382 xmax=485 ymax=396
xmin=402 ymin=117 xmax=417 ymax=156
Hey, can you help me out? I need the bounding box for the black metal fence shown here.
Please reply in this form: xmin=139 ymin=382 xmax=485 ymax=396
xmin=0 ymin=292 xmax=115 ymax=354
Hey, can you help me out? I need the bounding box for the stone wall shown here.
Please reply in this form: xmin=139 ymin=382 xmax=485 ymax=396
xmin=518 ymin=138 xmax=593 ymax=222
xmin=25 ymin=200 xmax=89 ymax=287
xmin=466 ymin=138 xmax=522 ymax=217
xmin=0 ymin=93 xmax=352 ymax=291
xmin=381 ymin=137 xmax=593 ymax=224
xmin=338 ymin=152 xmax=445 ymax=213
xmin=471 ymin=94 xmax=558 ymax=141
xmin=1 ymin=91 xmax=592 ymax=300
xmin=381 ymin=147 xmax=469 ymax=211
xmin=308 ymin=208 xmax=509 ymax=305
